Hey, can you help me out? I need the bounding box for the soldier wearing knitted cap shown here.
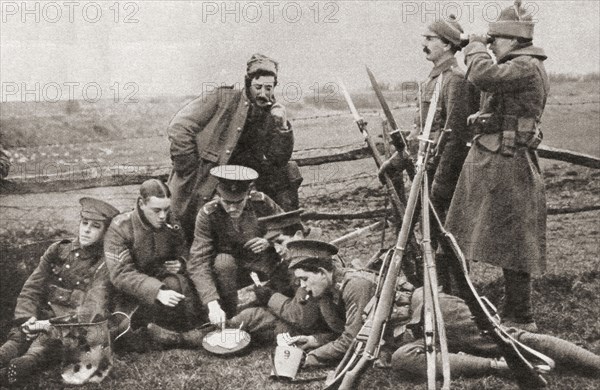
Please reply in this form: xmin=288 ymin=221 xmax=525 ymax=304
xmin=187 ymin=165 xmax=286 ymax=327
xmin=167 ymin=53 xmax=302 ymax=242
xmin=446 ymin=0 xmax=549 ymax=332
xmin=379 ymin=14 xmax=479 ymax=291
xmin=0 ymin=197 xmax=118 ymax=385
xmin=104 ymin=179 xmax=204 ymax=351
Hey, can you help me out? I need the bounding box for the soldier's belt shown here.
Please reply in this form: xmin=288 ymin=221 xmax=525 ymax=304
xmin=473 ymin=114 xmax=542 ymax=156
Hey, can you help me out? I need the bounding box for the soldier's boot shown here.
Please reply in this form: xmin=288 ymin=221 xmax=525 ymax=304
xmin=0 ymin=329 xmax=29 ymax=368
xmin=0 ymin=341 xmax=23 ymax=368
xmin=147 ymin=323 xmax=183 ymax=348
xmin=517 ymin=331 xmax=600 ymax=378
xmin=147 ymin=324 xmax=209 ymax=349
xmin=3 ymin=355 xmax=39 ymax=386
xmin=502 ymin=268 xmax=537 ymax=332
xmin=181 ymin=328 xmax=211 ymax=348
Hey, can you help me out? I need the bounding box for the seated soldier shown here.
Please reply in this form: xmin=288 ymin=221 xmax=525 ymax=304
xmin=104 ymin=179 xmax=203 ymax=348
xmin=229 ymin=240 xmax=376 ymax=368
xmin=147 ymin=209 xmax=324 ymax=348
xmin=391 ymin=287 xmax=600 ymax=381
xmin=187 ymin=165 xmax=284 ymax=327
xmin=0 ymin=197 xmax=118 ymax=386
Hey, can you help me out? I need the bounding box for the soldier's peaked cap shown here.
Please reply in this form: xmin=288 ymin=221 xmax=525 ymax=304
xmin=287 ymin=240 xmax=338 ymax=269
xmin=258 ymin=209 xmax=304 ymax=240
xmin=211 ymin=165 xmax=258 ymax=202
xmin=79 ymin=197 xmax=119 ymax=223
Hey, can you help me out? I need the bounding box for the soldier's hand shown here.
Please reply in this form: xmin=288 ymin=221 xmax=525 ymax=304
xmin=469 ymin=34 xmax=489 ymax=45
xmin=156 ymin=289 xmax=185 ymax=307
xmin=21 ymin=316 xmax=38 ymax=340
xmin=163 ymin=259 xmax=182 ymax=274
xmin=270 ymin=102 xmax=288 ymax=129
xmin=244 ymin=237 xmax=271 ymax=254
xmin=207 ymin=300 xmax=227 ymax=327
xmin=287 ymin=335 xmax=320 ymax=351
xmin=303 ymin=353 xmax=323 ymax=368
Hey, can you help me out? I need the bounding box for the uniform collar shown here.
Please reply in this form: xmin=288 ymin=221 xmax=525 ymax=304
xmin=73 ymin=238 xmax=103 ymax=258
xmin=429 ymin=57 xmax=458 ymax=79
xmin=500 ymin=44 xmax=547 ymax=63
xmin=133 ymin=201 xmax=173 ymax=232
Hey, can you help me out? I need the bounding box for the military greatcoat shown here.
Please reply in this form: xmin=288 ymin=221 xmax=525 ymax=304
xmin=445 ymin=42 xmax=549 ymax=274
xmin=104 ymin=204 xmax=189 ymax=306
xmin=167 ymin=87 xmax=299 ymax=239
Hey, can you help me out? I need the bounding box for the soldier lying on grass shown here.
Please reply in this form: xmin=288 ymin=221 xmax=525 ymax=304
xmin=0 ymin=197 xmax=119 ymax=386
xmin=390 ymin=286 xmax=600 ymax=381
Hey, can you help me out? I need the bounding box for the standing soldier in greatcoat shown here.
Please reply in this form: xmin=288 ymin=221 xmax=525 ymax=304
xmin=0 ymin=197 xmax=118 ymax=386
xmin=445 ymin=2 xmax=549 ymax=331
xmin=187 ymin=165 xmax=284 ymax=327
xmin=379 ymin=15 xmax=479 ymax=291
xmin=167 ymin=53 xmax=302 ymax=242
xmin=104 ymin=179 xmax=203 ymax=345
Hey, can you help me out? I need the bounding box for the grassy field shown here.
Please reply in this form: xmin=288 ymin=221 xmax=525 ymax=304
xmin=0 ymin=79 xmax=599 ymax=389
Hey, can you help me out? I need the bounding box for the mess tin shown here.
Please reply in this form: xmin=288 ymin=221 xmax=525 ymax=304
xmin=202 ymin=328 xmax=252 ymax=355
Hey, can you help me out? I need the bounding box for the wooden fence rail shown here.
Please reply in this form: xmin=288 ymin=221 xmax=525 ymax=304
xmin=1 ymin=142 xmax=598 ymax=196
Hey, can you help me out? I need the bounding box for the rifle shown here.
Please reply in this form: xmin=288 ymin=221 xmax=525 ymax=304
xmin=365 ymin=66 xmax=415 ymax=180
xmin=326 ymin=76 xmax=445 ymax=390
xmin=337 ymin=79 xmax=407 ymax=220
xmin=430 ymin=203 xmax=555 ymax=389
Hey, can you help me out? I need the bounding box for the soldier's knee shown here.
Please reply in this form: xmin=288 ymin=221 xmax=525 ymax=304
xmin=391 ymin=340 xmax=427 ymax=377
xmin=214 ymin=254 xmax=237 ymax=275
xmin=161 ymin=275 xmax=183 ymax=293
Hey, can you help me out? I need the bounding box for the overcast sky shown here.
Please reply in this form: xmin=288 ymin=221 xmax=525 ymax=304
xmin=1 ymin=0 xmax=599 ymax=101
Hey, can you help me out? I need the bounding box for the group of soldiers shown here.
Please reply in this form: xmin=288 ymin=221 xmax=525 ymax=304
xmin=2 ymin=2 xmax=600 ymax=387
